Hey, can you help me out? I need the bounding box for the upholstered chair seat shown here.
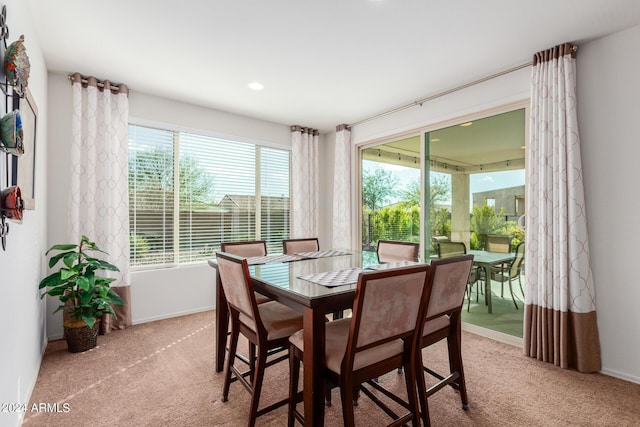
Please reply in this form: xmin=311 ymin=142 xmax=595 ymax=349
xmin=242 ymin=301 xmax=307 ymax=341
xmin=422 ymin=314 xmax=450 ymax=336
xmin=289 ymin=318 xmax=405 ymax=375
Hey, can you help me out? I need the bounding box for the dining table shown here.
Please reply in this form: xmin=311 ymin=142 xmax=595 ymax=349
xmin=467 ymin=249 xmax=516 ymax=313
xmin=208 ymin=249 xmax=412 ymax=426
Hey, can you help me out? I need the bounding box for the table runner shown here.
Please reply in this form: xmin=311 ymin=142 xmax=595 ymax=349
xmin=299 ymin=267 xmax=363 ymax=287
xmin=246 ymin=254 xmax=303 ymax=265
xmin=295 ymin=249 xmax=351 ymax=259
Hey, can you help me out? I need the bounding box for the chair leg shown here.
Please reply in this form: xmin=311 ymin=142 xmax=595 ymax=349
xmin=340 ymin=381 xmax=356 ymax=427
xmin=416 ymin=349 xmax=431 ymax=427
xmin=402 ymin=358 xmax=421 ymax=426
xmin=249 ymin=342 xmax=256 ymax=383
xmin=518 ymin=274 xmax=524 ymax=298
xmin=247 ymin=345 xmax=268 ymax=427
xmin=508 ymin=279 xmax=518 ymax=309
xmin=448 ymin=330 xmax=469 ymax=409
xmin=222 ymin=320 xmax=240 ymax=402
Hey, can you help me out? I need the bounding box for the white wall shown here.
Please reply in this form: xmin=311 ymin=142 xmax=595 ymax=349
xmin=0 ymin=1 xmax=49 ymax=426
xmin=46 ymin=75 xmax=299 ymax=336
xmin=334 ymin=28 xmax=640 ymax=384
xmin=577 ymin=24 xmax=640 ymax=383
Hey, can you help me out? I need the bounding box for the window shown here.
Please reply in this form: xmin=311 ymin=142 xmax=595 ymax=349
xmin=128 ymin=124 xmax=290 ymax=267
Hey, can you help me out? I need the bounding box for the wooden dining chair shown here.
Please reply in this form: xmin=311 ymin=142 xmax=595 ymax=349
xmin=433 ymin=242 xmax=483 ymax=312
xmin=376 ymin=240 xmax=419 ymax=263
xmin=287 ymin=264 xmax=430 ymax=427
xmin=282 ymin=237 xmax=319 ymax=254
xmin=219 ymin=241 xmax=273 ymax=370
xmin=216 ymin=251 xmax=304 ymax=426
xmin=417 ymin=255 xmax=474 ymax=427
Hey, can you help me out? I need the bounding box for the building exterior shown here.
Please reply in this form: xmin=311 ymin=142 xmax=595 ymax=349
xmin=473 ymin=185 xmax=525 ymax=222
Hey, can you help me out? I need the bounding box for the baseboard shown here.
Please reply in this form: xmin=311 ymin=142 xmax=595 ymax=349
xmin=462 ymin=323 xmax=640 ymax=385
xmin=132 ymin=305 xmax=215 ymax=326
xmin=600 ymin=367 xmax=640 ymax=385
xmin=462 ymin=321 xmax=523 ymax=348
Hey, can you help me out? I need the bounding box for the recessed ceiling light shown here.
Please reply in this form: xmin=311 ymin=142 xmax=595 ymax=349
xmin=248 ymin=82 xmax=264 ymax=91
xmin=460 ymin=122 xmax=473 ymax=127
xmin=431 ymin=138 xmax=441 ymax=142
xmin=521 ymin=145 xmax=526 ymax=149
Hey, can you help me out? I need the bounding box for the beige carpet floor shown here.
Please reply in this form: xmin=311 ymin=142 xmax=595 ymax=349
xmin=24 ymin=310 xmax=640 ymax=426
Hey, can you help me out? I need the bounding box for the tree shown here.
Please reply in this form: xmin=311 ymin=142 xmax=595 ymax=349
xmin=429 ymin=174 xmax=450 ymax=207
xmin=129 ymin=147 xmax=216 ymax=210
xmin=470 ymin=202 xmax=505 ymax=249
xmin=362 ymin=167 xmax=398 ymax=212
xmin=401 ymin=180 xmax=421 ymax=207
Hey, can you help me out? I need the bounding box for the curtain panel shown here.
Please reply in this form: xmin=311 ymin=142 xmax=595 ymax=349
xmin=290 ymin=126 xmax=319 ymax=238
xmin=524 ymin=44 xmax=601 ymax=372
xmin=332 ymin=124 xmax=352 ymax=249
xmin=69 ymin=73 xmax=131 ymax=333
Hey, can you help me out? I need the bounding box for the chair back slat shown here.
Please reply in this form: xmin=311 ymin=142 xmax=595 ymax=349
xmin=221 ymin=240 xmax=267 ymax=257
xmin=283 ymin=238 xmax=319 ymax=254
xmin=486 ymin=235 xmax=511 ymax=253
xmin=353 ymin=266 xmax=429 ymax=349
xmin=216 ymin=252 xmax=258 ymax=332
xmin=425 ymin=255 xmax=474 ymax=321
xmin=437 ymin=241 xmax=467 ymax=258
xmin=376 ymin=240 xmax=419 ymax=263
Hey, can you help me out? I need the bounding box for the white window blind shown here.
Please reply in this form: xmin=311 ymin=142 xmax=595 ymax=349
xmin=128 ymin=124 xmax=291 ymax=267
xmin=129 ymin=126 xmax=175 ymax=266
xmin=259 ymin=147 xmax=291 ymax=254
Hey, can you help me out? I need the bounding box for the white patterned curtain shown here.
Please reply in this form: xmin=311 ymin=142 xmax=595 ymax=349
xmin=290 ymin=126 xmax=319 ymax=238
xmin=332 ymin=124 xmax=352 ymax=249
xmin=524 ymin=44 xmax=601 ymax=372
xmin=69 ymin=73 xmax=131 ymax=333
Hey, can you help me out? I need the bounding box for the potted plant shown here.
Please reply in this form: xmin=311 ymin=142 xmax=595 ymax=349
xmin=39 ymin=235 xmax=124 ymax=353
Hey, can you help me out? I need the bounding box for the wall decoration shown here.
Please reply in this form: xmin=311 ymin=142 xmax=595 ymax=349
xmin=0 ymin=109 xmax=22 ymax=155
xmin=3 ymin=34 xmax=29 ymax=95
xmin=0 ymin=184 xmax=23 ymax=250
xmin=12 ymin=88 xmax=36 ymax=209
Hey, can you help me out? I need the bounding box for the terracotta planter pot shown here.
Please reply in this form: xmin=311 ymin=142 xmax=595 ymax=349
xmin=64 ymin=320 xmax=99 ymax=353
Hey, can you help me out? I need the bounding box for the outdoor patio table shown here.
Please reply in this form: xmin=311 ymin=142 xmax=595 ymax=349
xmin=468 ymin=250 xmax=516 ymax=313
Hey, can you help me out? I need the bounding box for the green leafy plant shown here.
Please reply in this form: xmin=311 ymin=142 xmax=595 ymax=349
xmin=39 ymin=235 xmax=124 ymax=328
xmin=470 ymin=202 xmax=505 ymax=250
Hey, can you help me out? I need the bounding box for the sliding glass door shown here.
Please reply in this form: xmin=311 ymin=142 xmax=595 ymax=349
xmin=358 ymin=103 xmax=527 ymax=338
xmin=360 ymin=136 xmax=422 ymax=261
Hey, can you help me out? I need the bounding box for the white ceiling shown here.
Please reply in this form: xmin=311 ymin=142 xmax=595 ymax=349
xmin=25 ymin=0 xmax=640 ymax=133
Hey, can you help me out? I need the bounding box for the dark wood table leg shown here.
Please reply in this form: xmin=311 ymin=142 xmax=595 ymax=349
xmin=303 ymin=306 xmax=326 ymax=426
xmin=215 ymin=269 xmax=228 ymax=373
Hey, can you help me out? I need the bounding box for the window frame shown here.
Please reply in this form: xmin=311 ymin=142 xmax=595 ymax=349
xmin=128 ymin=118 xmax=291 ymax=269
